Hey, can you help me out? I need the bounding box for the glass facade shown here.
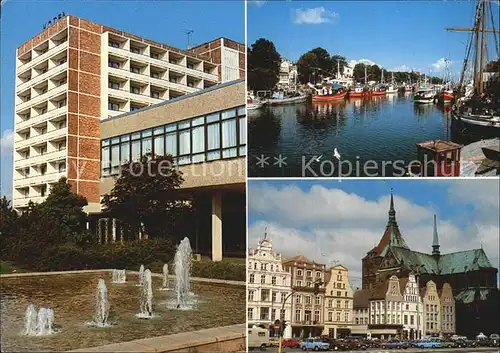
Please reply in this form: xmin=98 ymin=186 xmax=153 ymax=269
xmin=101 ymin=105 xmax=246 ymax=176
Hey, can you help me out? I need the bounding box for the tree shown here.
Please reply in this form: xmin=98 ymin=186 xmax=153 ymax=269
xmin=310 ymin=47 xmax=332 ymax=73
xmin=101 ymin=153 xmax=191 ymax=240
xmin=330 ymin=55 xmax=348 ymax=77
xmin=297 ymin=52 xmax=320 ymax=84
xmin=248 ymin=38 xmax=281 ymax=92
xmin=0 ymin=196 xmax=18 ymax=257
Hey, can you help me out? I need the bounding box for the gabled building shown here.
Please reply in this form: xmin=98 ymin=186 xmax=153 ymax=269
xmin=322 ymin=264 xmax=354 ymax=338
xmin=438 ymin=283 xmax=456 ymax=336
xmin=247 ymin=235 xmax=292 ymax=334
xmin=400 ymin=274 xmax=424 ymax=340
xmin=282 ymin=254 xmax=326 ymax=338
xmin=362 ymin=192 xmax=499 ymax=337
xmin=352 ymin=289 xmax=370 ymax=337
xmin=422 ymin=280 xmax=441 ymax=336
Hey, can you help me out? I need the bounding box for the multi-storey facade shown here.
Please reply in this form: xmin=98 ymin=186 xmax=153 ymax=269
xmin=247 ymin=235 xmax=292 ymax=333
xmin=95 ymin=79 xmax=246 ymax=260
xmin=190 ymin=38 xmax=245 ymax=83
xmin=400 ymin=274 xmax=424 ymax=340
xmin=282 ymin=255 xmax=326 ymax=338
xmin=277 ymin=58 xmax=297 ymax=90
xmin=422 ymin=280 xmax=441 ymax=336
xmin=13 ymin=15 xmax=243 ymax=212
xmin=368 ymin=275 xmax=404 ymax=339
xmin=352 ymin=289 xmax=370 ymax=337
xmin=323 ymin=265 xmax=354 ymax=338
xmin=439 ymin=283 xmax=456 ymax=336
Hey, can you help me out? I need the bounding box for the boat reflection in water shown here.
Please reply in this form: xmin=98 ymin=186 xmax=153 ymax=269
xmin=248 ymin=92 xmax=478 ymax=177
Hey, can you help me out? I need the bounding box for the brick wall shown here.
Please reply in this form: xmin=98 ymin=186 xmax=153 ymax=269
xmin=66 ymin=16 xmax=102 ymax=204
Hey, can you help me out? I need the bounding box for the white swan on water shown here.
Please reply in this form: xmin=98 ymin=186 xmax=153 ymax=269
xmin=333 ymin=148 xmax=341 ymax=160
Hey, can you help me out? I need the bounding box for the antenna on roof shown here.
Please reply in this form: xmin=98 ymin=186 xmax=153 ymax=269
xmin=184 ymin=29 xmax=194 ymax=50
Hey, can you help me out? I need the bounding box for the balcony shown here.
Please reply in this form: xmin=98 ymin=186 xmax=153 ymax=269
xmin=17 ymin=62 xmax=67 ymax=92
xmin=15 ymin=127 xmax=67 ymax=151
xmin=14 ymin=149 xmax=66 ymax=169
xmin=14 ymin=170 xmax=66 ymax=188
xmin=13 ymin=195 xmax=47 ymax=208
xmin=15 ymin=83 xmax=67 ymax=112
xmin=15 ymin=106 xmax=66 ymax=132
xmin=17 ymin=40 xmax=68 ymax=76
xmin=107 ymin=45 xmax=218 ymax=82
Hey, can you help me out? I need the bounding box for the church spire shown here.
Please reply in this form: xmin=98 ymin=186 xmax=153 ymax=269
xmin=432 ymin=214 xmax=440 ymax=256
xmin=388 ymin=188 xmax=396 ymax=224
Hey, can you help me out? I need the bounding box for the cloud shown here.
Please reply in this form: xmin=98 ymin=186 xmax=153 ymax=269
xmin=0 ymin=129 xmax=14 ymax=156
xmin=248 ymin=182 xmax=499 ymax=289
xmin=431 ymin=58 xmax=453 ymax=72
xmin=390 ymin=65 xmax=413 ymax=72
xmin=293 ymin=7 xmax=339 ymax=25
xmin=349 ymin=59 xmax=378 ymax=67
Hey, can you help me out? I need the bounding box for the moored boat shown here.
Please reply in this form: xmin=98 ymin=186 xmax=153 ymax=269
xmin=348 ymin=84 xmax=366 ymax=98
xmin=247 ymin=96 xmax=264 ymax=110
xmin=414 ymin=88 xmax=434 ymax=104
xmin=267 ymin=93 xmax=308 ymax=105
xmin=312 ymin=91 xmax=347 ymax=102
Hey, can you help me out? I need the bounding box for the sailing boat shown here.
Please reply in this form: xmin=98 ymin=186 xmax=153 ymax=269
xmin=371 ymin=68 xmax=387 ymax=96
xmin=437 ymin=59 xmax=455 ymax=104
xmin=386 ymin=72 xmax=398 ymax=94
xmin=450 ymin=0 xmax=500 ymax=132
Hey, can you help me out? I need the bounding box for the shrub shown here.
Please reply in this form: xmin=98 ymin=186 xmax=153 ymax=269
xmin=191 ymin=261 xmax=246 ymax=281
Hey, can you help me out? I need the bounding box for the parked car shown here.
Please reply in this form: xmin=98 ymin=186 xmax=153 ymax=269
xmin=414 ymin=339 xmax=441 ymax=349
xmin=440 ymin=339 xmax=458 ymax=348
xmin=344 ymin=339 xmax=367 ymax=350
xmin=248 ymin=327 xmax=269 ymax=350
xmin=300 ymin=338 xmax=330 ymax=351
xmin=282 ymin=338 xmax=301 ymax=348
xmin=380 ymin=339 xmax=409 ymax=349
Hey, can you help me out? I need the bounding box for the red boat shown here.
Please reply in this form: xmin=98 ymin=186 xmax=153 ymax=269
xmin=348 ymin=90 xmax=365 ymax=98
xmin=312 ymin=91 xmax=347 ymax=102
xmin=441 ymin=91 xmax=454 ymax=103
xmin=370 ymin=89 xmax=386 ymax=96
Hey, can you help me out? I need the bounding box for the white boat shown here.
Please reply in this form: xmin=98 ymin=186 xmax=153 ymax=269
xmin=454 ymin=108 xmax=500 ymax=128
xmin=247 ymin=96 xmax=264 ymax=111
xmin=414 ymin=88 xmax=435 ymax=104
xmin=386 ymin=85 xmax=398 ymax=94
xmin=267 ymin=94 xmax=307 ymax=105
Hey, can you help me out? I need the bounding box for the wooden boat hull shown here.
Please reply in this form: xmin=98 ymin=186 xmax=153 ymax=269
xmin=371 ymin=91 xmax=386 ymax=96
xmin=312 ymin=92 xmax=347 ymax=102
xmin=348 ymin=91 xmax=364 ymax=98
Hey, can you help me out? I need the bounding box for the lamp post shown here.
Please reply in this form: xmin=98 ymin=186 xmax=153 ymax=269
xmin=278 ymin=280 xmax=324 ymax=353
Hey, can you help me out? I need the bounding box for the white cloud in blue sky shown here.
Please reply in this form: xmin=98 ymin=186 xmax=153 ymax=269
xmin=293 ymin=7 xmax=339 ymax=25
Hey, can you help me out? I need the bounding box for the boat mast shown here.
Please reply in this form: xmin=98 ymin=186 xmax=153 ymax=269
xmin=364 ymin=66 xmax=367 ymax=85
xmin=381 ymin=67 xmax=384 ymax=84
xmin=478 ymin=0 xmax=487 ymax=94
xmin=337 ymin=59 xmax=340 ymax=79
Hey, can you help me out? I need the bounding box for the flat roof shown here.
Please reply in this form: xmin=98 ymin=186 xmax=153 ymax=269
xmin=101 ymin=78 xmax=245 ymax=124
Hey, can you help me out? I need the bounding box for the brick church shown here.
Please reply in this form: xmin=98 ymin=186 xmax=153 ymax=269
xmin=362 ymin=192 xmax=499 ymax=337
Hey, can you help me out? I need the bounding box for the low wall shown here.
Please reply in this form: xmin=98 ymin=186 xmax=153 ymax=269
xmin=0 ymin=269 xmax=245 ymax=287
xmin=68 ymin=324 xmax=246 ymax=353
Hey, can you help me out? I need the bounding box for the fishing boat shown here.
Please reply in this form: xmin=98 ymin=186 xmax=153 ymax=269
xmin=414 ymin=87 xmax=435 ymax=104
xmin=247 ymin=95 xmax=264 ymax=110
xmin=267 ymin=91 xmax=308 ymax=105
xmin=311 ymin=83 xmax=347 ymax=102
xmin=449 ymin=0 xmax=500 ymax=134
xmin=386 ymin=72 xmax=398 ymax=94
xmin=348 ymin=84 xmax=366 ymax=98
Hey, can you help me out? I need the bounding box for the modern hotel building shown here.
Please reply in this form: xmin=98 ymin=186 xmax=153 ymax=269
xmin=12 ymin=14 xmax=245 ymax=213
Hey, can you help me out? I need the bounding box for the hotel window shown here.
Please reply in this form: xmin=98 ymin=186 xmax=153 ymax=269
xmin=297 ymin=270 xmax=302 ymax=276
xmin=131 ymin=66 xmax=141 ymax=74
xmin=306 ymin=271 xmax=312 ymax=277
xmin=151 ymin=53 xmax=159 ymax=59
xmin=24 ymin=168 xmax=30 ymax=177
xmin=131 ymin=47 xmax=140 ymax=54
xmin=306 ymin=281 xmax=311 ymax=287
xmin=271 ymin=276 xmax=276 ymax=285
xmin=345 ymin=300 xmax=349 ymax=308
xmin=315 ymin=296 xmax=320 ymax=305
xmin=336 ymin=312 xmax=341 ymax=321
xmin=345 ymin=313 xmax=349 ymax=322
xmin=58 ymin=99 xmax=67 ymax=108
xmin=151 ymin=72 xmax=160 ymax=79
xmin=336 ymin=300 xmax=341 ymax=308
xmin=295 ymin=295 xmax=301 ymax=304
xmin=260 ymin=275 xmax=265 ymax=284
xmin=109 ymin=61 xmax=120 ymax=69
xmin=248 ymin=291 xmax=254 ymax=301
xmin=305 ymin=296 xmax=311 ymax=305
xmin=280 ymin=293 xmax=286 ymax=303
xmin=247 ymin=308 xmax=253 ymax=320
xmin=336 ymin=292 xmax=341 ymax=297
xmin=296 ymin=280 xmax=302 ymax=287
xmin=249 ymin=274 xmax=254 ymax=283
xmin=314 ymin=311 xmax=320 ymax=322
xmin=58 ymin=57 xmax=67 ymax=65
xmin=328 ymin=312 xmax=333 ymax=322
xmin=58 ymin=78 xmax=67 ymax=86
xmin=57 ymin=141 xmax=66 ymax=151
xmin=40 ymin=185 xmax=47 ymax=197
xmin=109 ymin=41 xmax=120 ymax=48
xmin=151 ymin=91 xmax=160 ymax=99
xmin=100 ymin=106 xmax=246 ymax=175
xmin=58 ymin=162 xmax=66 ymax=172
xmin=295 ymin=310 xmax=301 ymax=322
xmin=109 ymin=81 xmax=120 ymax=90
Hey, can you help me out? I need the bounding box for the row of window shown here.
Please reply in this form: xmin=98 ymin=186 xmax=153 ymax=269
xmin=296 ymin=269 xmax=322 ymax=278
xmin=355 ymin=317 xmax=369 ymax=325
xmin=101 ymin=106 xmax=246 ymax=175
xmin=326 ymin=311 xmax=350 ymax=322
xmin=295 ymin=294 xmax=322 ymax=305
xmin=248 ymin=274 xmax=288 ymax=286
xmin=247 ymin=308 xmax=286 ymax=321
xmin=247 ymin=290 xmax=289 ymax=303
xmin=295 ymin=310 xmax=321 ymax=323
xmin=249 ymin=261 xmax=285 ymax=272
xmin=326 ymin=299 xmax=351 ymax=309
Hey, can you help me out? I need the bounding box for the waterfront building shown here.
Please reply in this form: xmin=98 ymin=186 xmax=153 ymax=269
xmin=322 ymin=264 xmax=354 ymax=338
xmin=95 ymin=79 xmax=246 ymax=260
xmin=247 ymin=235 xmax=292 ymax=335
xmin=282 ymin=255 xmax=326 ymax=338
xmin=439 ymin=283 xmax=456 ymax=336
xmin=361 ymin=192 xmax=499 ymax=336
xmin=352 ymin=289 xmax=370 ymax=337
xmin=368 ymin=275 xmax=404 ymax=339
xmin=13 ymin=14 xmax=244 ymax=212
xmin=400 ymin=274 xmax=424 ymax=340
xmin=277 ymin=58 xmax=298 ymax=91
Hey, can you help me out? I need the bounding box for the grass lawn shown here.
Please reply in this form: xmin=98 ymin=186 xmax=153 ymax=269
xmin=0 ymin=261 xmax=25 ymax=274
xmin=199 ymin=256 xmax=246 ymax=264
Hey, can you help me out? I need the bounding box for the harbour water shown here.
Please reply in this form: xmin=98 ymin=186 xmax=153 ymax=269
xmin=248 ymin=93 xmax=481 ymax=177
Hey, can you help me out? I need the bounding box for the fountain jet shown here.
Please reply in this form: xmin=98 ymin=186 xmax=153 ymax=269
xmin=159 ymin=263 xmax=169 ymax=291
xmin=112 ymin=269 xmax=126 ymax=283
xmin=24 ymin=304 xmax=55 ymax=336
xmin=87 ymin=278 xmax=111 ymax=327
xmin=136 ymin=269 xmax=153 ymax=319
xmin=137 ymin=264 xmax=145 ymax=286
xmin=175 ymin=237 xmax=192 ymax=308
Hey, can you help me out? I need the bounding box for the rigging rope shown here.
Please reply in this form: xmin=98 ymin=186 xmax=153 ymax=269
xmin=488 ymin=0 xmax=499 ymax=58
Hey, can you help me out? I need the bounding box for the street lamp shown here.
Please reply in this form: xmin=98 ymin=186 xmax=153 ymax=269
xmin=278 ymin=280 xmax=324 ymax=353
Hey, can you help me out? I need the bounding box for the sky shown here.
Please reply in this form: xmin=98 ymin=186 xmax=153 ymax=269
xmin=248 ymin=1 xmax=499 ymax=77
xmin=0 ymin=0 xmax=244 ymax=197
xmin=248 ymin=179 xmax=500 ymax=289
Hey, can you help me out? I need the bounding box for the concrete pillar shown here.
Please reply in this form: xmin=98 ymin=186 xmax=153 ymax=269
xmin=211 ymin=192 xmax=222 ymax=262
xmin=334 ymin=327 xmax=337 ymax=339
xmin=112 ymin=218 xmax=117 ymax=242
